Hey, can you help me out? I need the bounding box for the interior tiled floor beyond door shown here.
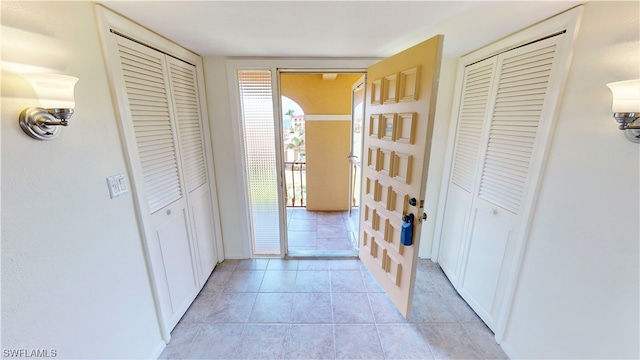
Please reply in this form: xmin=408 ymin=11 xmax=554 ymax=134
xmin=286 ymin=208 xmax=358 ymax=254
xmin=160 ymin=259 xmax=508 ymax=359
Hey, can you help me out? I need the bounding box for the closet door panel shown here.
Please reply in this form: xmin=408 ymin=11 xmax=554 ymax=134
xmin=167 ymin=57 xmax=218 ymax=284
xmin=439 ymin=59 xmax=497 ymax=283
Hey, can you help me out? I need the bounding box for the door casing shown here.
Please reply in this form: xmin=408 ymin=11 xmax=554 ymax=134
xmin=226 ymin=59 xmax=377 ymax=258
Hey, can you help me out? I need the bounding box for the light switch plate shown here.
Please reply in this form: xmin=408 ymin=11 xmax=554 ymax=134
xmin=107 ymin=173 xmax=129 ymax=199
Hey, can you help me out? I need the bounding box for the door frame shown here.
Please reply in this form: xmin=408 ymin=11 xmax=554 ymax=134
xmin=226 ymin=59 xmax=377 ymax=257
xmin=348 ymin=75 xmax=367 ymax=217
xmin=279 ymin=69 xmax=367 ymax=255
xmin=432 ymin=6 xmax=583 ymax=341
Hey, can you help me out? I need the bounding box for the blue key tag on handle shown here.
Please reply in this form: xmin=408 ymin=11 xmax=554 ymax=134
xmin=401 ymin=214 xmax=414 ymax=246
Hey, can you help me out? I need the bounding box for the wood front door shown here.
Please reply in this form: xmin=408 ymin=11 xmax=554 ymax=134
xmin=359 ymin=35 xmax=443 ymax=317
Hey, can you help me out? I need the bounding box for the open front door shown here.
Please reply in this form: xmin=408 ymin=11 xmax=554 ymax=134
xmin=359 ymin=35 xmax=443 ymax=317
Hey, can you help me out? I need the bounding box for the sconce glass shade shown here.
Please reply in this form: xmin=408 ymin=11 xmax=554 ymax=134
xmin=606 ymin=79 xmax=640 ymax=113
xmin=22 ymin=73 xmax=78 ymax=109
xmin=606 ymin=79 xmax=640 ymax=143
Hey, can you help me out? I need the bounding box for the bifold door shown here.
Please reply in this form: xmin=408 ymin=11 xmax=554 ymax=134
xmin=439 ymin=32 xmax=571 ymax=331
xmin=101 ymin=25 xmax=221 ymax=333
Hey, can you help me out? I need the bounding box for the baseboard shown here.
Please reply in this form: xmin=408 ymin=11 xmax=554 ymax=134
xmin=498 ymin=339 xmax=517 ymax=359
xmin=150 ymin=340 xmax=167 ymax=359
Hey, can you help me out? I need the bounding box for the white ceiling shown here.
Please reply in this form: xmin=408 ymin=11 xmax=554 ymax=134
xmin=99 ymin=1 xmax=584 ymax=58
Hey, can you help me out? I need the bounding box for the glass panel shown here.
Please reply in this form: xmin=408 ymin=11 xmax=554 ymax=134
xmin=237 ymin=70 xmax=281 ymax=255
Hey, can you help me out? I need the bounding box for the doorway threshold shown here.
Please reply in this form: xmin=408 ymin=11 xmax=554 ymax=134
xmin=286 ymin=250 xmax=358 ymax=259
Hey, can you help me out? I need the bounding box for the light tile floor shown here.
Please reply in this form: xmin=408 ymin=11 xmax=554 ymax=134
xmin=160 ymin=258 xmax=508 ymax=359
xmin=286 ymin=208 xmax=359 ymax=253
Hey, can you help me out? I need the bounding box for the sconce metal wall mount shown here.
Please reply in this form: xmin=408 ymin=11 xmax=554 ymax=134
xmin=20 ymin=107 xmax=74 ymax=140
xmin=611 ymin=112 xmax=640 ymax=143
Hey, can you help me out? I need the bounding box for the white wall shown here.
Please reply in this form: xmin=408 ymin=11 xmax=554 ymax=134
xmin=418 ymin=56 xmax=457 ymax=258
xmin=202 ymin=56 xmax=249 ymax=258
xmin=1 ymin=2 xmax=164 ymax=358
xmin=501 ymin=2 xmax=639 ymax=358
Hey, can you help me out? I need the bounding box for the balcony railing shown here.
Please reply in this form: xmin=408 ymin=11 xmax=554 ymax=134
xmin=284 ymin=161 xmax=306 ymax=207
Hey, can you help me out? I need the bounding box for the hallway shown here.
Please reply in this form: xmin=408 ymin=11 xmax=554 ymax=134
xmin=160 ymin=258 xmax=508 ymax=359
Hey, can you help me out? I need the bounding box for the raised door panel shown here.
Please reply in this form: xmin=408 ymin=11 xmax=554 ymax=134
xmin=458 ymin=207 xmax=512 ymax=325
xmin=155 ymin=207 xmax=199 ymax=326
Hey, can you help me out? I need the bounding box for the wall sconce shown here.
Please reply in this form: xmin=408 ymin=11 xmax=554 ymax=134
xmin=19 ymin=74 xmax=79 ymax=141
xmin=606 ymin=79 xmax=640 ymax=143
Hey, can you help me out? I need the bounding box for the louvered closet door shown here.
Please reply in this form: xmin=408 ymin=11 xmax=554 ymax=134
xmin=115 ymin=36 xmax=199 ymax=329
xmin=438 ymin=58 xmax=497 ymax=284
xmin=167 ymin=57 xmax=218 ymax=285
xmin=458 ymin=35 xmax=564 ymax=330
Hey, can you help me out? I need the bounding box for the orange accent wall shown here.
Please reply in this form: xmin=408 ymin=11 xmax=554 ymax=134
xmin=304 ymin=119 xmax=352 ymax=210
xmin=281 ymin=73 xmax=363 ymax=114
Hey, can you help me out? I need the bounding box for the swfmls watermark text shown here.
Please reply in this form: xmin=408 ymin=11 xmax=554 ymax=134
xmin=2 ymin=349 xmax=57 ymax=358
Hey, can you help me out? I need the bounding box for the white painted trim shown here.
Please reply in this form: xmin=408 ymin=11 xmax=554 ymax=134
xmin=95 ymin=4 xmax=200 ymax=65
xmin=226 ymin=58 xmax=376 ymax=258
xmin=431 ymin=5 xmax=584 ymax=343
xmin=188 ymin=42 xmax=225 ymax=268
xmin=149 ymin=341 xmax=166 ymax=360
xmin=305 ymin=114 xmax=351 ymax=121
xmin=499 ymin=339 xmax=517 ymax=360
xmin=272 ymin=70 xmax=287 ymax=257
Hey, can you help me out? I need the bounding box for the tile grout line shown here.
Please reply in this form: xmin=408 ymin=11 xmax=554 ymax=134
xmin=180 ymin=323 xmax=203 ymax=359
xmin=230 ymin=322 xmax=248 ymax=359
xmin=417 ymin=324 xmax=438 ymax=360
xmin=329 ymin=265 xmax=337 ymax=360
xmin=366 ymin=267 xmax=389 ymax=359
